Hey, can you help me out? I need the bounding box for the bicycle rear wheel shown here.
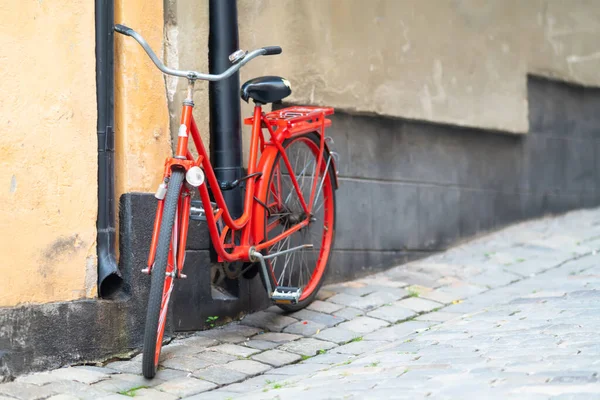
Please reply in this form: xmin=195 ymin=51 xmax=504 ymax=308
xmin=261 ymin=132 xmax=336 ymax=311
xmin=142 ymin=169 xmax=184 ymax=379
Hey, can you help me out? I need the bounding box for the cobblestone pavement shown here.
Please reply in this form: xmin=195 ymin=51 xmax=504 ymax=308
xmin=3 ymin=208 xmax=600 ymax=399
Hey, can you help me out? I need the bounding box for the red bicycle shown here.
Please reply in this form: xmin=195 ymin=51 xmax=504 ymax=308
xmin=114 ymin=25 xmax=338 ymax=379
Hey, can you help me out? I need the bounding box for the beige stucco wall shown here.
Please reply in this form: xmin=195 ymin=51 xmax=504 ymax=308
xmin=0 ymin=1 xmax=98 ymax=306
xmin=167 ymin=0 xmax=600 ymax=136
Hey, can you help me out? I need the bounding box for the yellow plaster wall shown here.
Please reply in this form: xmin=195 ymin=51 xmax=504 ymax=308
xmin=0 ymin=1 xmax=98 ymax=306
xmin=114 ymin=0 xmax=172 ymax=199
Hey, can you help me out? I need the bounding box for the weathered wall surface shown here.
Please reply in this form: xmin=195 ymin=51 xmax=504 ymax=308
xmin=166 ymin=0 xmax=600 ymax=136
xmin=0 ymin=1 xmax=98 ymax=306
xmin=327 ymin=77 xmax=600 ymax=280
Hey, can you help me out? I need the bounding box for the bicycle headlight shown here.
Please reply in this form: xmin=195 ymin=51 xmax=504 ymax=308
xmin=185 ymin=166 xmax=205 ymax=187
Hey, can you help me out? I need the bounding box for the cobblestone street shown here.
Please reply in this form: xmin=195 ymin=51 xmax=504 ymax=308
xmin=3 ymin=208 xmax=600 ymax=399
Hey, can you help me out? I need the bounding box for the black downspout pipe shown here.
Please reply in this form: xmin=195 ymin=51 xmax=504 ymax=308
xmin=209 ymin=0 xmax=243 ymax=219
xmin=96 ymin=0 xmax=123 ymax=298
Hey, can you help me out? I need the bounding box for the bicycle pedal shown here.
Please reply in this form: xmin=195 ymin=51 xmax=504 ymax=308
xmin=189 ymin=200 xmax=217 ymax=221
xmin=271 ymin=286 xmax=302 ymax=305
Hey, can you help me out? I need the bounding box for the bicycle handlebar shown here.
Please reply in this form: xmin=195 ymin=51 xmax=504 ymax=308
xmin=114 ymin=24 xmax=282 ymax=81
xmin=262 ymin=46 xmax=282 ymax=56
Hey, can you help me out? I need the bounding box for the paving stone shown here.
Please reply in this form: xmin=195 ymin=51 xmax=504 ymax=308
xmin=153 ymin=377 xmax=216 ymax=398
xmin=160 ymin=356 xmax=211 ymax=372
xmin=364 ymin=321 xmax=433 ymax=341
xmin=253 ymin=332 xmax=302 ymax=343
xmin=156 ymin=343 xmax=190 ymax=361
xmin=103 ymin=359 xmax=142 ymax=375
xmin=264 ymin=305 xmax=286 ymax=314
xmin=16 ymin=372 xmax=65 ymax=386
xmin=323 ymin=282 xmax=376 ymax=296
xmin=383 ymin=269 xmax=439 ymax=287
xmin=397 ymin=297 xmax=444 ymax=313
xmin=367 ymin=304 xmax=417 ymax=323
xmin=278 ymin=338 xmax=337 ymax=356
xmin=176 ymin=336 xmax=219 ymax=350
xmin=359 ymin=276 xmax=409 ymax=288
xmin=35 ymin=380 xmax=111 ymax=400
xmin=251 ymin=350 xmax=302 ymax=367
xmin=337 ymin=316 xmax=389 ymax=334
xmin=96 ymin=395 xmax=131 ymax=400
xmin=405 ymin=284 xmax=434 ymax=295
xmin=313 ymin=327 xmax=362 ymax=344
xmin=503 ymin=258 xmax=560 ymax=276
xmin=307 ymin=300 xmax=344 ymax=314
xmin=245 ymin=339 xmax=280 ymax=350
xmin=300 ymin=352 xmax=356 ymax=365
xmin=420 ymin=290 xmax=460 ymax=304
xmin=289 ymin=309 xmax=345 ymax=327
xmin=71 ymin=366 xmax=120 ymax=375
xmin=194 ymin=350 xmax=238 ymax=365
xmin=151 ymin=368 xmax=188 ymax=381
xmin=241 ymin=311 xmax=297 ymax=332
xmin=130 ymin=388 xmax=178 ymax=399
xmin=91 ymin=373 xmax=162 ymax=393
xmin=49 ymin=367 xmax=110 ymax=384
xmin=332 ymin=340 xmax=390 ymax=355
xmin=416 ymin=311 xmax=461 ymax=322
xmin=183 ymin=390 xmax=241 ymax=399
xmin=328 ymin=292 xmax=401 ymax=311
xmin=208 ymin=343 xmax=261 ymax=358
xmin=46 ymin=395 xmax=80 ymax=400
xmin=315 ymin=289 xmax=336 ymax=300
xmin=192 ymin=366 xmax=248 ymax=385
xmin=195 ymin=325 xmax=263 ymax=344
xmin=333 ymin=307 xmax=365 ymax=320
xmin=467 ymin=269 xmax=522 ymax=288
xmin=283 ymin=320 xmax=326 ymax=336
xmin=224 ymin=360 xmax=272 ymax=376
xmin=221 ymin=374 xmax=288 ymax=393
xmin=269 ymin=363 xmax=328 ymax=375
xmin=326 ymin=293 xmax=363 ymax=308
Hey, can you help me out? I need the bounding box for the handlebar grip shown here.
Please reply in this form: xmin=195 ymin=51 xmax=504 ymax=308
xmin=262 ymin=46 xmax=282 ymax=56
xmin=114 ymin=24 xmax=134 ymax=36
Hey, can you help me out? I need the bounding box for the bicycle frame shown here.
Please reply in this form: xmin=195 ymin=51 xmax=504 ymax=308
xmin=146 ymin=81 xmax=336 ymax=276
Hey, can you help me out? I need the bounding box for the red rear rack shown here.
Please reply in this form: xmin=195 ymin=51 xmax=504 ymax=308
xmin=245 ymin=106 xmax=334 ymax=137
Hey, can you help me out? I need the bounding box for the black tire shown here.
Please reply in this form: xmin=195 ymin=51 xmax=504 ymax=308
xmin=262 ymin=132 xmax=337 ymax=312
xmin=142 ymin=169 xmax=185 ymax=379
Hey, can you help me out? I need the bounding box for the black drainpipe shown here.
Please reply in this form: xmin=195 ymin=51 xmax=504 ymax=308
xmin=96 ymin=0 xmax=123 ymax=298
xmin=209 ymin=0 xmax=243 ymax=218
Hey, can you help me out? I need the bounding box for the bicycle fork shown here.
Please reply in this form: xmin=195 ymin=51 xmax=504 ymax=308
xmin=143 ymin=184 xmax=192 ymax=279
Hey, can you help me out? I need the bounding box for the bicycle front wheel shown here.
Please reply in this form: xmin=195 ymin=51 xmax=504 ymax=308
xmin=142 ymin=169 xmax=184 ymax=379
xmin=261 ymin=132 xmax=336 ymax=311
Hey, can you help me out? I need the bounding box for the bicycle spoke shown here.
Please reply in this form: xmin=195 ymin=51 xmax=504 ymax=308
xmin=285 ymin=158 xmax=313 ymax=206
xmin=274 ymin=233 xmax=292 ymax=285
xmin=311 ymin=156 xmax=331 ymax=212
